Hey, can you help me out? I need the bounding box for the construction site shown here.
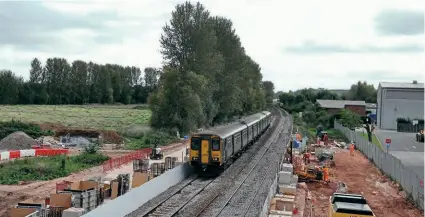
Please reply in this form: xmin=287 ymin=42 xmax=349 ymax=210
xmin=0 ymin=111 xmax=423 ymax=217
xmin=0 ymin=124 xmax=189 ymax=217
xmin=269 ymin=130 xmax=423 ymax=217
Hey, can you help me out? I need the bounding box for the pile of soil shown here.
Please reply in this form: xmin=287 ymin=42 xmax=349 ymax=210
xmin=100 ymin=130 xmax=123 ymax=144
xmin=0 ymin=132 xmax=38 ymax=150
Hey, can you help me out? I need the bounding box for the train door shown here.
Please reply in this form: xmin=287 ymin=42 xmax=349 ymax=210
xmin=200 ymin=137 xmax=210 ymax=164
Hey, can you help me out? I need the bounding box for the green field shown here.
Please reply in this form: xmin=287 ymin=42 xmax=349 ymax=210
xmin=0 ymin=152 xmax=109 ymax=184
xmin=0 ymin=105 xmax=151 ymax=131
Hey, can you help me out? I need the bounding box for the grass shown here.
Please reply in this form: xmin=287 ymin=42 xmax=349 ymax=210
xmin=0 ymin=105 xmax=151 ymax=131
xmin=358 ymin=132 xmax=383 ymax=149
xmin=0 ymin=152 xmax=109 ymax=184
xmin=124 ymin=131 xmax=180 ymax=150
xmin=308 ymin=128 xmax=349 ymax=142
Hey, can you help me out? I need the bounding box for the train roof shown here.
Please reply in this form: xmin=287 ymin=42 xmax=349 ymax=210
xmin=192 ymin=111 xmax=270 ymax=138
xmin=241 ymin=111 xmax=269 ymax=126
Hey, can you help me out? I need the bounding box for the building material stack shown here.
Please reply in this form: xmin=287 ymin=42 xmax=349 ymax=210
xmin=269 ymin=163 xmax=298 ymax=216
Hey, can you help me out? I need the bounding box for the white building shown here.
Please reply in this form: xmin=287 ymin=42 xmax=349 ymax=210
xmin=377 ymin=81 xmax=424 ymax=130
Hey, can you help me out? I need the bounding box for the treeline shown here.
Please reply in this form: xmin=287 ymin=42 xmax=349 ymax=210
xmin=148 ymin=2 xmax=274 ymax=134
xmin=0 ymin=59 xmax=162 ymax=105
xmin=278 ymin=81 xmax=377 ymax=128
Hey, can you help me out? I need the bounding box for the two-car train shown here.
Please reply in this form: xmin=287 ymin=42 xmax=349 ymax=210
xmin=189 ymin=111 xmax=272 ymax=176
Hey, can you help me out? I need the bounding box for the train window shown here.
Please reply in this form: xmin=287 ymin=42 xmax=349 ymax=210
xmin=191 ymin=138 xmax=201 ymax=150
xmin=212 ymin=138 xmax=220 ymax=151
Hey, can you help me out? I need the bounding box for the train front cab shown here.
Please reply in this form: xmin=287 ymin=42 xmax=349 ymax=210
xmin=190 ymin=135 xmax=222 ymax=176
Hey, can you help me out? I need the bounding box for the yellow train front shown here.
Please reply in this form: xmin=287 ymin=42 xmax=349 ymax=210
xmin=189 ymin=111 xmax=272 ymax=176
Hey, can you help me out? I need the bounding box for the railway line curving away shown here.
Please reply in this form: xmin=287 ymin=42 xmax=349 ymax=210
xmin=125 ymin=108 xmax=292 ymax=217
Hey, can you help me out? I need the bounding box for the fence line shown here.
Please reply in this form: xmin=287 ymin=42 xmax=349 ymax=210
xmin=334 ymin=120 xmax=424 ymax=210
xmin=102 ymin=148 xmax=152 ymax=173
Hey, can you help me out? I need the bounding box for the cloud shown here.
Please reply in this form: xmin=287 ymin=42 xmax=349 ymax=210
xmin=0 ymin=1 xmax=165 ymax=52
xmin=0 ymin=0 xmax=423 ymax=92
xmin=374 ymin=9 xmax=424 ymax=36
xmin=0 ymin=2 xmax=118 ymax=48
xmin=285 ymin=41 xmax=423 ymax=54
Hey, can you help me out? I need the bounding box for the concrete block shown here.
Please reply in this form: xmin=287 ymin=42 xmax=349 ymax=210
xmin=269 ymin=210 xmax=293 ymax=216
xmin=278 ymin=172 xmax=292 ymax=185
xmin=275 ymin=194 xmax=295 ymax=200
xmin=62 ymin=207 xmax=85 ymax=217
xmin=278 ymin=184 xmax=297 ymax=195
xmin=291 ymin=175 xmax=298 ymax=183
xmin=280 ymin=163 xmax=293 ymax=173
xmin=275 ymin=197 xmax=294 ymax=211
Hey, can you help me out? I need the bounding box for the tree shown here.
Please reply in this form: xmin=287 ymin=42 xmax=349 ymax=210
xmin=144 ymin=67 xmax=161 ymax=92
xmin=338 ymin=109 xmax=363 ymax=130
xmin=149 ymin=1 xmax=267 ymax=133
xmin=262 ymin=81 xmax=275 ymax=106
xmin=0 ymin=70 xmax=22 ymax=104
xmin=344 ymin=81 xmax=377 ymax=103
xmin=29 ymin=58 xmax=43 ymax=84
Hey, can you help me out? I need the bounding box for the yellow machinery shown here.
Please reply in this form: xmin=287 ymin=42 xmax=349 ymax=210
xmin=328 ymin=193 xmax=375 ymax=217
xmin=296 ymin=165 xmax=327 ymax=182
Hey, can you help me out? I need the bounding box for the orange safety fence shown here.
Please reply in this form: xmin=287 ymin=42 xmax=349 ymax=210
xmin=102 ymin=148 xmax=152 ymax=173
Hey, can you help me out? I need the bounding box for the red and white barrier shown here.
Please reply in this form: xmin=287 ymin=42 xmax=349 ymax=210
xmin=0 ymin=149 xmax=69 ymax=161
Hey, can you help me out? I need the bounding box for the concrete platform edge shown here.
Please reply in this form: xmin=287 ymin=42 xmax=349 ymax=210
xmin=82 ymin=162 xmax=194 ymax=217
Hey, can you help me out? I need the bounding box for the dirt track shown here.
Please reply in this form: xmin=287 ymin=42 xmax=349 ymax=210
xmin=307 ymin=149 xmax=423 ymax=217
xmin=0 ymin=141 xmax=188 ymax=216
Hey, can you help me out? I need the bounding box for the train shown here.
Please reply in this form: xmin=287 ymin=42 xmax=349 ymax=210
xmin=189 ymin=111 xmax=272 ymax=176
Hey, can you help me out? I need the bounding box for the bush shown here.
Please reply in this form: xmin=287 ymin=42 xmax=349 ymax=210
xmin=338 ymin=109 xmax=363 ymax=130
xmin=120 ymin=124 xmax=153 ymax=139
xmin=125 ymin=131 xmax=179 ymax=150
xmin=0 ymin=120 xmax=54 ymax=140
xmin=396 ymin=117 xmax=411 ymax=124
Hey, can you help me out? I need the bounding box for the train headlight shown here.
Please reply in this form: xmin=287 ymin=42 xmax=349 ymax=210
xmin=212 ymin=157 xmax=219 ymax=161
xmin=192 ymin=157 xmax=199 ymax=160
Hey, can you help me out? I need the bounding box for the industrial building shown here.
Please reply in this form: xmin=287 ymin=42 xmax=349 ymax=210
xmin=316 ymin=100 xmax=366 ymax=116
xmin=377 ymin=81 xmax=425 ymax=130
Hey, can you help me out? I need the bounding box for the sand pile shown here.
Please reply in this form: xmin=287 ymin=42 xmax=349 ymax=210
xmin=0 ymin=131 xmax=37 ymax=150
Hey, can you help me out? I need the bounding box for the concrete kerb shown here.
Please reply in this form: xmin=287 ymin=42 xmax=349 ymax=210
xmin=82 ymin=162 xmax=194 ymax=217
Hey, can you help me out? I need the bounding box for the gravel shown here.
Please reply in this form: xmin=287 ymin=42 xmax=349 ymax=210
xmin=0 ymin=131 xmax=37 ymax=150
xmin=124 ymin=175 xmax=198 ymax=217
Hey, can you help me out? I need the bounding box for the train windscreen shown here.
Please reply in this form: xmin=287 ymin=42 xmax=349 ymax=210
xmin=191 ymin=137 xmax=201 ymax=150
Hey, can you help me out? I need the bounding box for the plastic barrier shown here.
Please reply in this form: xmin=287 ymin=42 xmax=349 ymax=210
xmin=102 ymin=148 xmax=152 ymax=173
xmin=20 ymin=149 xmax=36 ymax=157
xmin=0 ymin=149 xmax=69 ymax=161
xmin=9 ymin=150 xmax=20 ymax=159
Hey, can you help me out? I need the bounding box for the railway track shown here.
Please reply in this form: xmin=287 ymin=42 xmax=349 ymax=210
xmin=125 ymin=108 xmax=290 ymax=217
xmin=194 ymin=111 xmax=291 ymax=217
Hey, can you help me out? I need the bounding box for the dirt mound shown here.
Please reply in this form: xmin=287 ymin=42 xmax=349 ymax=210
xmin=0 ymin=132 xmax=38 ymax=150
xmin=100 ymin=130 xmax=123 ymax=144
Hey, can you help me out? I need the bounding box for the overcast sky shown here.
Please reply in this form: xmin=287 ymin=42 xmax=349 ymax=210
xmin=0 ymin=0 xmax=423 ymax=91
